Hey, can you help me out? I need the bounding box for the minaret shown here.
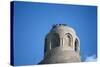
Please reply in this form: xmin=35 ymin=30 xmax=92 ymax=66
xmin=39 ymin=24 xmax=81 ymax=64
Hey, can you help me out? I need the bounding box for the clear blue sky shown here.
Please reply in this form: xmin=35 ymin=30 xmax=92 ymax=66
xmin=12 ymin=1 xmax=97 ymax=66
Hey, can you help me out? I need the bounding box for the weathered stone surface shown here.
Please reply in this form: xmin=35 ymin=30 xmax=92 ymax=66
xmin=39 ymin=24 xmax=81 ymax=64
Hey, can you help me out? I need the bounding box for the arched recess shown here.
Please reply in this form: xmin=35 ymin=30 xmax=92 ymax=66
xmin=51 ymin=33 xmax=60 ymax=49
xmin=44 ymin=38 xmax=48 ymax=53
xmin=75 ymin=38 xmax=79 ymax=52
xmin=64 ymin=33 xmax=73 ymax=47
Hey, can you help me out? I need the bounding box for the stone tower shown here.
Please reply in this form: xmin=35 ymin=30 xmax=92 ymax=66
xmin=39 ymin=24 xmax=81 ymax=64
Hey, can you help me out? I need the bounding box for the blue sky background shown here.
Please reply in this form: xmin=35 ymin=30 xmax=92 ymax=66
xmin=12 ymin=1 xmax=97 ymax=66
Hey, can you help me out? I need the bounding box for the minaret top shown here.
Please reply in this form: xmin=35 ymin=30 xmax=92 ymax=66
xmin=39 ymin=24 xmax=80 ymax=64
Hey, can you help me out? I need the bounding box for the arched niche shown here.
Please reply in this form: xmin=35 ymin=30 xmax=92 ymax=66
xmin=44 ymin=38 xmax=48 ymax=53
xmin=51 ymin=33 xmax=60 ymax=49
xmin=64 ymin=33 xmax=73 ymax=47
xmin=75 ymin=38 xmax=79 ymax=52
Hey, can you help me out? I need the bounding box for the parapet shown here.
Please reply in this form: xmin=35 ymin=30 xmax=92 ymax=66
xmin=52 ymin=24 xmax=67 ymax=28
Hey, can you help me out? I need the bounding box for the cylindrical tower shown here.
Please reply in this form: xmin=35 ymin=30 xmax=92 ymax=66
xmin=39 ymin=24 xmax=81 ymax=64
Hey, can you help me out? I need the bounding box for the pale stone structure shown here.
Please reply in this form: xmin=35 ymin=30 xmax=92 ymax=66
xmin=39 ymin=24 xmax=81 ymax=64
